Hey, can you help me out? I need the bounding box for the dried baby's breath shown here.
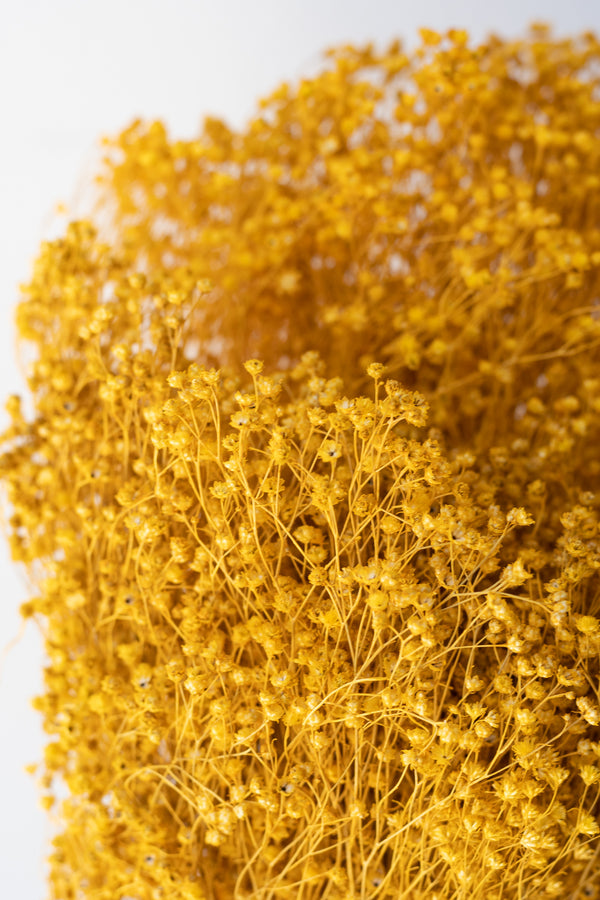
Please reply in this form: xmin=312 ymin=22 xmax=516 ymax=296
xmin=2 ymin=23 xmax=600 ymax=900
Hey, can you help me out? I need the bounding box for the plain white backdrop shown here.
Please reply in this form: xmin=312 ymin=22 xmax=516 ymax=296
xmin=1 ymin=1 xmax=598 ymax=896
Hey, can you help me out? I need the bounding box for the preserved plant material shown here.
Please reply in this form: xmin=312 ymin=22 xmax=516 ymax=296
xmin=2 ymin=24 xmax=600 ymax=900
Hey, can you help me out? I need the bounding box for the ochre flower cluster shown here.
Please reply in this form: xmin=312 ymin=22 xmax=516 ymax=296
xmin=3 ymin=24 xmax=600 ymax=900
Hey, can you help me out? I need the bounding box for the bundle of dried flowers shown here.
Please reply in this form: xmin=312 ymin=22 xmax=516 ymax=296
xmin=2 ymin=24 xmax=600 ymax=900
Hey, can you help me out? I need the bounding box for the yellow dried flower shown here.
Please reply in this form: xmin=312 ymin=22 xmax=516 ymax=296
xmin=2 ymin=23 xmax=600 ymax=900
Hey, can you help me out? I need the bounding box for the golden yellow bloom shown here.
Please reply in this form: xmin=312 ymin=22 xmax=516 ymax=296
xmin=2 ymin=22 xmax=600 ymax=900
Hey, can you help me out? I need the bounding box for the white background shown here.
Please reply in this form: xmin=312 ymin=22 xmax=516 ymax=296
xmin=1 ymin=1 xmax=598 ymax=896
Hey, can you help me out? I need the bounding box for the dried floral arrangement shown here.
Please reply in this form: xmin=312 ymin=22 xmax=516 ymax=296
xmin=2 ymin=23 xmax=600 ymax=900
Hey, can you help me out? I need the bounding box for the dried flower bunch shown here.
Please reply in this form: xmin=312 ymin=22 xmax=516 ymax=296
xmin=3 ymin=23 xmax=600 ymax=900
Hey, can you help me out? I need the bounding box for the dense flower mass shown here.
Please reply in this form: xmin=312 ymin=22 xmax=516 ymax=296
xmin=3 ymin=23 xmax=600 ymax=900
